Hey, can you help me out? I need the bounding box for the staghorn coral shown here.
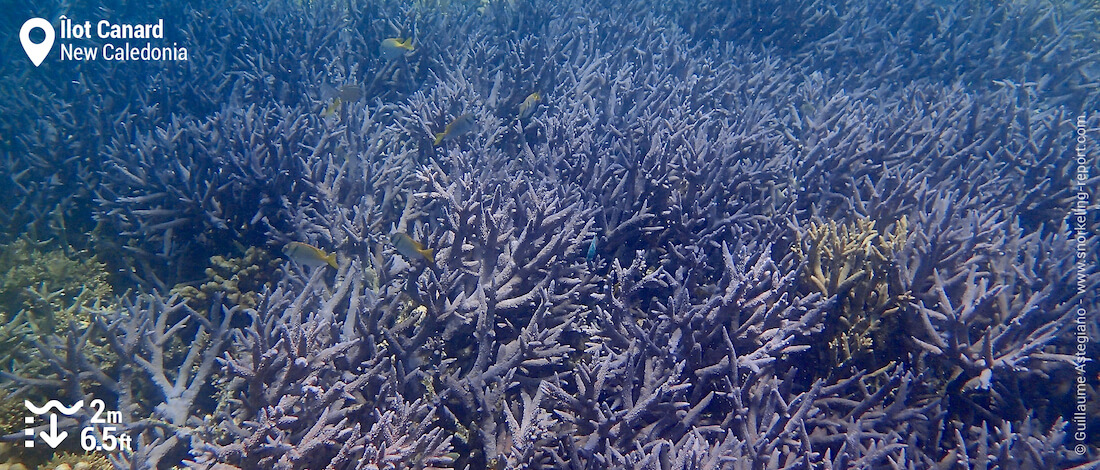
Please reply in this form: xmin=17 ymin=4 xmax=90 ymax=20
xmin=1 ymin=0 xmax=1098 ymax=468
xmin=0 ymin=238 xmax=119 ymax=431
xmin=2 ymin=289 xmax=241 ymax=469
xmin=355 ymin=396 xmax=455 ymax=470
xmin=796 ymin=217 xmax=910 ymax=372
xmin=183 ymin=260 xmax=458 ymax=470
xmin=0 ymin=239 xmax=113 ymax=333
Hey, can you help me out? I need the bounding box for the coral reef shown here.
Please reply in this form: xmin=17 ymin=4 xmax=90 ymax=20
xmin=0 ymin=239 xmax=113 ymax=332
xmin=0 ymin=238 xmax=117 ymax=399
xmin=170 ymin=247 xmax=282 ymax=309
xmin=0 ymin=446 xmax=111 ymax=470
xmin=41 ymin=451 xmax=112 ymax=470
xmin=796 ymin=217 xmax=909 ymax=372
xmin=0 ymin=442 xmax=30 ymax=470
xmin=1 ymin=0 xmax=1097 ymax=468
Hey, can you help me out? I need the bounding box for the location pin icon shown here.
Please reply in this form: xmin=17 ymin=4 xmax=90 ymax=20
xmin=20 ymin=18 xmax=55 ymax=67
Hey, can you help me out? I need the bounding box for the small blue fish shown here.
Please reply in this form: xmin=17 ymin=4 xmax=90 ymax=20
xmin=586 ymin=236 xmax=598 ymax=262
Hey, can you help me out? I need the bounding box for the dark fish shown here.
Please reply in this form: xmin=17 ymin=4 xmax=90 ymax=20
xmin=337 ymin=84 xmax=363 ymax=102
xmin=319 ymin=84 xmax=363 ymax=119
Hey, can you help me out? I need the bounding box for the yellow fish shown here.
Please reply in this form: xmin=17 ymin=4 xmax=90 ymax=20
xmin=391 ymin=232 xmax=435 ymax=264
xmin=283 ymin=242 xmax=337 ymax=269
xmin=519 ymin=92 xmax=541 ymax=119
xmin=380 ymin=38 xmax=415 ymax=61
xmin=321 ymin=97 xmax=342 ymax=118
xmin=433 ymin=113 xmax=477 ymax=146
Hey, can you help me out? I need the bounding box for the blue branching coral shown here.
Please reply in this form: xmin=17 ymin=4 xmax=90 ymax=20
xmin=1 ymin=0 xmax=1098 ymax=468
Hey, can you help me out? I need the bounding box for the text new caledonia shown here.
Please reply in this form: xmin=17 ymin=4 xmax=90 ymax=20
xmin=57 ymin=16 xmax=188 ymax=61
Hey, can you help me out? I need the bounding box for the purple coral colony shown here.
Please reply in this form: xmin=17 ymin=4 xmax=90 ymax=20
xmin=1 ymin=0 xmax=1098 ymax=468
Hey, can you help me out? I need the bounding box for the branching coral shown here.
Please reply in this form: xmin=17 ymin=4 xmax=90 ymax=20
xmin=183 ymin=261 xmax=458 ymax=470
xmin=1 ymin=0 xmax=1097 ymax=468
xmin=0 ymin=239 xmax=113 ymax=334
xmin=0 ymin=236 xmax=118 ymax=455
xmin=796 ymin=217 xmax=910 ymax=371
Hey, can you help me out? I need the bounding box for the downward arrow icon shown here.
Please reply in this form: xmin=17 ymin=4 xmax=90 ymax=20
xmin=39 ymin=414 xmax=67 ymax=448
